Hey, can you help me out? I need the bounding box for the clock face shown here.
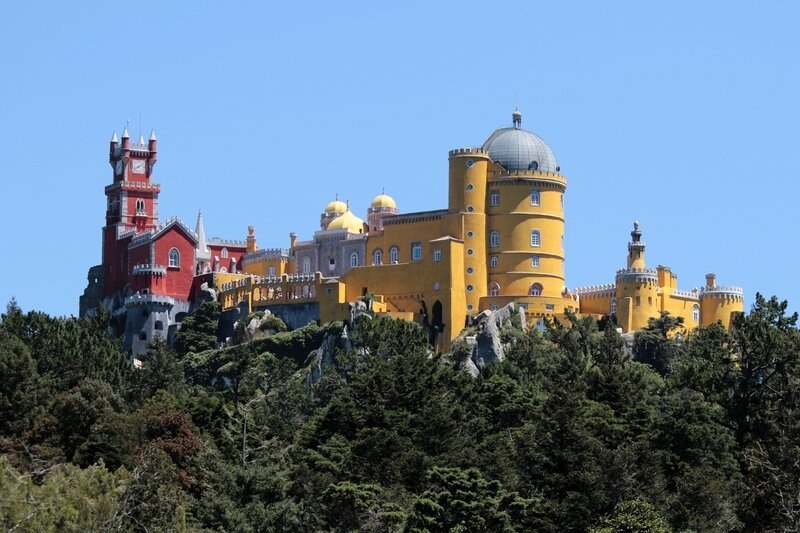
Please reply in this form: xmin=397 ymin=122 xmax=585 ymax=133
xmin=115 ymin=160 xmax=123 ymax=175
xmin=132 ymin=160 xmax=146 ymax=174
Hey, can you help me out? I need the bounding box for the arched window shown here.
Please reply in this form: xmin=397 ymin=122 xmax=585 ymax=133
xmin=268 ymin=265 xmax=276 ymax=277
xmin=168 ymin=248 xmax=180 ymax=267
xmin=373 ymin=249 xmax=382 ymax=265
xmin=529 ymin=283 xmax=543 ymax=296
xmin=610 ymin=298 xmax=617 ymax=314
xmin=531 ymin=255 xmax=540 ymax=268
xmin=531 ymin=190 xmax=541 ymax=206
xmin=221 ymin=247 xmax=229 ymax=258
xmin=489 ymin=282 xmax=500 ymax=297
xmin=530 ymin=230 xmax=541 ymax=247
xmin=490 ymin=231 xmax=500 ymax=247
xmin=490 ymin=256 xmax=499 ymax=268
xmin=220 ymin=267 xmax=227 ymax=273
xmin=350 ymin=252 xmax=359 ymax=268
xmin=389 ymin=246 xmax=399 ymax=264
xmin=303 ymin=257 xmax=310 ymax=274
xmin=693 ymin=304 xmax=700 ymax=322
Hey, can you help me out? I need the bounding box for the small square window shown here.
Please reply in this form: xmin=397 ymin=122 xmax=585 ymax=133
xmin=433 ymin=281 xmax=440 ymax=290
xmin=433 ymin=249 xmax=441 ymax=262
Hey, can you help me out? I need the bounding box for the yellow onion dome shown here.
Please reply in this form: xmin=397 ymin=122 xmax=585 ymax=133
xmin=370 ymin=192 xmax=397 ymax=209
xmin=327 ymin=210 xmax=366 ymax=233
xmin=324 ymin=198 xmax=347 ymax=214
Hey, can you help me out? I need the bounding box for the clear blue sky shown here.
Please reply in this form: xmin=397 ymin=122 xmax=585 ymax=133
xmin=1 ymin=1 xmax=798 ymax=317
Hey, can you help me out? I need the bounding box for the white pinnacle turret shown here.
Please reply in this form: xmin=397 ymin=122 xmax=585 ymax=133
xmin=121 ymin=124 xmax=129 ymax=138
xmin=138 ymin=134 xmax=145 ymax=145
xmin=110 ymin=131 xmax=118 ymax=143
xmin=149 ymin=129 xmax=157 ymax=141
xmin=195 ymin=210 xmax=211 ymax=262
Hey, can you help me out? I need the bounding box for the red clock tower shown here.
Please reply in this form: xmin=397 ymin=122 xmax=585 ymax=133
xmin=102 ymin=125 xmax=160 ymax=297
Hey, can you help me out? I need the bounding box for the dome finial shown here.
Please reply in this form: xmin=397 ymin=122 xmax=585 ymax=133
xmin=512 ymin=108 xmax=522 ymax=128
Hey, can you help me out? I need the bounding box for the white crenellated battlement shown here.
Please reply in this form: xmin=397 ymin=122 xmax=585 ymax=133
xmin=700 ymin=286 xmax=744 ymax=300
xmin=210 ymin=237 xmax=247 ymax=246
xmin=105 ymin=181 xmax=160 ymax=193
xmin=132 ymin=264 xmax=167 ymax=276
xmin=573 ymin=283 xmax=616 ymax=296
xmin=616 ymin=267 xmax=659 ymax=284
xmin=671 ymin=288 xmax=700 ymax=300
xmin=124 ymin=293 xmax=175 ymax=307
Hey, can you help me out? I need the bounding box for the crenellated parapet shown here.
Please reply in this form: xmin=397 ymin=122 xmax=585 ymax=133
xmin=105 ymin=181 xmax=161 ymax=193
xmin=615 ymin=267 xmax=659 ymax=284
xmin=132 ymin=264 xmax=167 ymax=276
xmin=573 ymin=283 xmax=616 ymax=298
xmin=124 ymin=293 xmax=175 ymax=307
xmin=671 ymin=288 xmax=700 ymax=300
xmin=241 ymin=248 xmax=291 ymax=266
xmin=448 ymin=147 xmax=488 ymax=157
xmin=700 ymin=285 xmax=744 ymax=301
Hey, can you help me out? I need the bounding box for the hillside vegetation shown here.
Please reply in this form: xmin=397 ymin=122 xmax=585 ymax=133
xmin=0 ymin=295 xmax=798 ymax=532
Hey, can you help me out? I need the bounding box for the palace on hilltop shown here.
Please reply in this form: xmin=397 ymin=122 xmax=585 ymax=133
xmin=80 ymin=111 xmax=744 ymax=354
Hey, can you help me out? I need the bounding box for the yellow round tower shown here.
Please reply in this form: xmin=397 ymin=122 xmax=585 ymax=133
xmin=614 ymin=222 xmax=660 ymax=331
xmin=448 ymin=147 xmax=491 ymax=313
xmin=480 ymin=110 xmax=568 ymax=314
xmin=699 ymin=273 xmax=744 ymax=329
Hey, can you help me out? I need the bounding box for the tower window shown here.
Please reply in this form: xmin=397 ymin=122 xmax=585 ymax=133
xmin=136 ymin=199 xmax=146 ymax=213
xmin=303 ymin=257 xmax=311 ymax=274
xmin=467 ymin=205 xmax=475 ymax=213
xmin=490 ymin=256 xmax=499 ymax=268
xmin=390 ymin=246 xmax=399 ymax=264
xmin=560 ymin=194 xmax=564 ymax=211
xmin=268 ymin=265 xmax=276 ymax=277
xmin=373 ymin=249 xmax=383 ymax=265
xmin=490 ymin=231 xmax=500 ymax=248
xmin=490 ymin=190 xmax=500 ymax=207
xmin=529 ymin=283 xmax=543 ymax=296
xmin=530 ymin=230 xmax=541 ymax=247
xmin=168 ymin=248 xmax=180 ymax=268
xmin=693 ymin=304 xmax=700 ymax=322
xmin=350 ymin=252 xmax=359 ymax=268
xmin=610 ymin=299 xmax=617 ymax=314
xmin=531 ymin=255 xmax=540 ymax=268
xmin=466 ymin=285 xmax=474 ymax=292
xmin=489 ymin=282 xmax=500 ymax=297
xmin=433 ymin=249 xmax=441 ymax=262
xmin=531 ymin=190 xmax=540 ymax=206
xmin=221 ymin=247 xmax=228 ymax=259
xmin=467 ymin=267 xmax=474 ymax=274
xmin=411 ymin=242 xmax=422 ymax=261
xmin=328 ymin=257 xmax=335 ymax=271
xmin=466 ymin=183 xmax=474 ymax=190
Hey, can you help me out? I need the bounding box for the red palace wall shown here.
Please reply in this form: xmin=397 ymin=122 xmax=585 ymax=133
xmin=154 ymin=229 xmax=196 ymax=299
xmin=208 ymin=244 xmax=247 ymax=273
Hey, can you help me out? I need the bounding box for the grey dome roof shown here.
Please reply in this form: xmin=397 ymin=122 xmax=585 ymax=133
xmin=482 ymin=113 xmax=559 ymax=173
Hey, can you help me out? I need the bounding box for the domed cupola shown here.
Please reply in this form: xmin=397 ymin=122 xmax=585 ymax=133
xmin=320 ymin=194 xmax=348 ymax=230
xmin=327 ymin=208 xmax=366 ymax=234
xmin=482 ymin=109 xmax=559 ymax=173
xmin=368 ymin=189 xmax=400 ymax=232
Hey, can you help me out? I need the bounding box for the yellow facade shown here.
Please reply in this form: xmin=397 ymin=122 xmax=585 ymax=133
xmin=217 ymin=110 xmax=743 ymax=349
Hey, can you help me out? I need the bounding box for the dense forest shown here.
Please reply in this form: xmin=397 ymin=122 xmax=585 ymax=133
xmin=1 ymin=294 xmax=799 ymax=532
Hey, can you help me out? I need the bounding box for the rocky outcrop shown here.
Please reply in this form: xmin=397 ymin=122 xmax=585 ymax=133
xmin=458 ymin=302 xmax=527 ymax=377
xmin=243 ymin=310 xmax=275 ymax=342
xmin=199 ymin=282 xmax=217 ymax=303
xmin=306 ymin=324 xmax=350 ymax=387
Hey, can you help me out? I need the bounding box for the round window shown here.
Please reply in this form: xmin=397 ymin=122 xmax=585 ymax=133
xmin=467 ymin=285 xmax=474 ymax=292
xmin=467 ymin=249 xmax=474 ymax=255
xmin=467 ymin=231 xmax=474 ymax=238
xmin=467 ymin=267 xmax=474 ymax=274
xmin=466 ymin=159 xmax=474 ymax=168
xmin=467 ymin=206 xmax=474 ymax=212
xmin=466 ymin=183 xmax=474 ymax=190
xmin=467 ymin=304 xmax=474 ymax=311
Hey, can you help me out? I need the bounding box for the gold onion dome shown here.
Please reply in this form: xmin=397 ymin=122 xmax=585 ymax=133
xmin=370 ymin=192 xmax=397 ymax=209
xmin=327 ymin=209 xmax=366 ymax=233
xmin=324 ymin=198 xmax=347 ymax=214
